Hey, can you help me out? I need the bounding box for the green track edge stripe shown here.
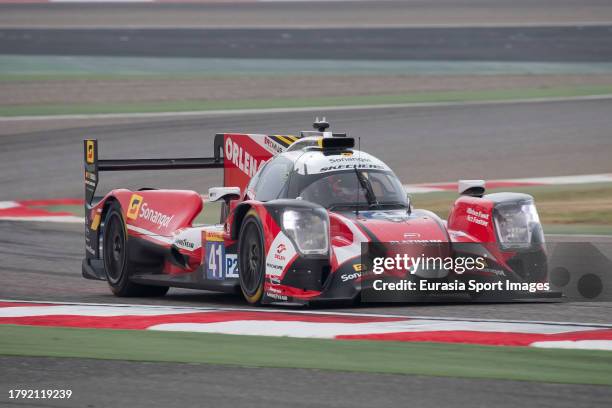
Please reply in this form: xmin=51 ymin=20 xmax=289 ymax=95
xmin=1 ymin=325 xmax=611 ymax=385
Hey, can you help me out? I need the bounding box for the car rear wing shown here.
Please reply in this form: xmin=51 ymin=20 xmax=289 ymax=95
xmin=83 ymin=135 xmax=224 ymax=205
xmin=83 ymin=132 xmax=301 ymax=205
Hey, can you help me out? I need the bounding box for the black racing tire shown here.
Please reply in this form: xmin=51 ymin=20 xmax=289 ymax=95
xmin=102 ymin=201 xmax=169 ymax=297
xmin=238 ymin=210 xmax=266 ymax=305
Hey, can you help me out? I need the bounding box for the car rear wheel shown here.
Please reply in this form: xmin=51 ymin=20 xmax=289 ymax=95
xmin=238 ymin=210 xmax=265 ymax=305
xmin=102 ymin=202 xmax=169 ymax=297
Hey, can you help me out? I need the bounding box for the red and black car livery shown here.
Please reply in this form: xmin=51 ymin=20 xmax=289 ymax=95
xmin=82 ymin=120 xmax=550 ymax=305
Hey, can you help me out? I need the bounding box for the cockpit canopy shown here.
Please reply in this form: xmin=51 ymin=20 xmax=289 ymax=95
xmin=246 ymin=149 xmax=408 ymax=210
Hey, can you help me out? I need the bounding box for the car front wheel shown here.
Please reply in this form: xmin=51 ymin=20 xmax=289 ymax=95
xmin=238 ymin=210 xmax=266 ymax=305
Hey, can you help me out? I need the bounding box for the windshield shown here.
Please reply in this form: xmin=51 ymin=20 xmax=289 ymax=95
xmin=295 ymin=170 xmax=408 ymax=210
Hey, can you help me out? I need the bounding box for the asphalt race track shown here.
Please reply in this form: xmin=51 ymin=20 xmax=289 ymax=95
xmin=2 ymin=26 xmax=612 ymax=61
xmin=1 ymin=99 xmax=612 ymax=325
xmin=1 ymin=356 xmax=611 ymax=408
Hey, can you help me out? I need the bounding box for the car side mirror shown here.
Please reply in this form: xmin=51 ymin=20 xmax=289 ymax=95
xmin=208 ymin=187 xmax=241 ymax=203
xmin=458 ymin=180 xmax=485 ymax=198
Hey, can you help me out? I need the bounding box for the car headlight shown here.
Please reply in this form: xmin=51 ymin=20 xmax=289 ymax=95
xmin=493 ymin=201 xmax=544 ymax=249
xmin=282 ymin=208 xmax=329 ymax=256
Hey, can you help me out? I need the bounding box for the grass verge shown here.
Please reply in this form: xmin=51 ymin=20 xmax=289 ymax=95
xmin=3 ymin=56 xmax=612 ymax=80
xmin=1 ymin=325 xmax=611 ymax=385
xmin=1 ymin=86 xmax=612 ymax=117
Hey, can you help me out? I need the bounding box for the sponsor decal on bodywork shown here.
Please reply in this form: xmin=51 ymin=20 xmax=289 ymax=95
xmin=274 ymin=243 xmax=287 ymax=261
xmin=126 ymin=194 xmax=143 ymax=221
xmin=173 ymin=227 xmax=203 ymax=252
xmin=89 ymin=212 xmax=101 ymax=231
xmin=224 ymin=136 xmax=266 ymax=178
xmin=138 ymin=203 xmax=174 ymax=230
xmin=268 ymin=135 xmax=298 ymax=149
xmin=466 ymin=207 xmax=490 ymax=227
xmin=84 ymin=171 xmax=96 ymax=188
xmin=341 ymin=272 xmax=361 ymax=282
xmin=266 ymin=232 xmax=297 ymax=279
xmin=86 ymin=140 xmax=95 ymax=164
xmin=320 ymin=163 xmax=386 ymax=172
xmin=202 ymin=228 xmax=238 ymax=280
xmin=296 ymin=151 xmax=391 ymax=175
xmin=265 ymin=287 xmax=288 ymax=301
xmin=175 ymin=239 xmax=195 ymax=250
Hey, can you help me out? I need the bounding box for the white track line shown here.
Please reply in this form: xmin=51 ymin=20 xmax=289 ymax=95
xmin=1 ymin=94 xmax=611 ymax=122
xmin=148 ymin=320 xmax=600 ymax=338
xmin=0 ymin=305 xmax=207 ymax=317
xmin=404 ymin=173 xmax=612 ymax=193
xmin=0 ymin=201 xmax=19 ymax=210
xmin=531 ymin=340 xmax=612 ymax=351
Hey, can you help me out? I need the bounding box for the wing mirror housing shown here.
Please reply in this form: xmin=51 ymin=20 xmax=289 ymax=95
xmin=458 ymin=180 xmax=485 ymax=198
xmin=208 ymin=187 xmax=241 ymax=203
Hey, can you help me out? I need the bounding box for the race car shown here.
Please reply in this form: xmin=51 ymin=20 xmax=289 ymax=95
xmin=82 ymin=119 xmax=551 ymax=305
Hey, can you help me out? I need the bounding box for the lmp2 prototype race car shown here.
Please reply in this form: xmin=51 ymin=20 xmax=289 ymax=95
xmin=82 ymin=119 xmax=550 ymax=305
